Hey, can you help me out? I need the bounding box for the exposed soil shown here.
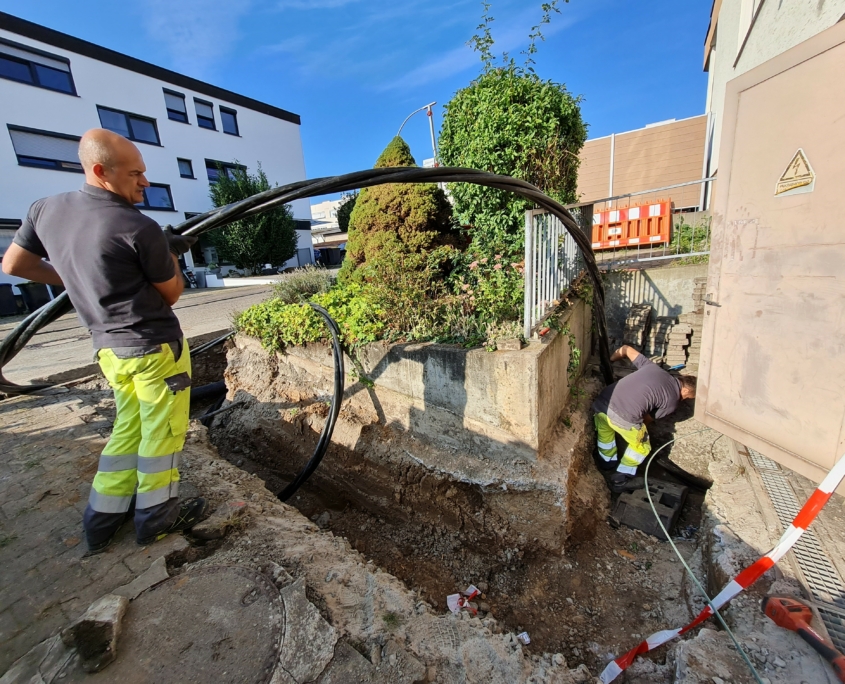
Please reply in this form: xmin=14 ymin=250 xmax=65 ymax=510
xmin=208 ymin=374 xmax=712 ymax=674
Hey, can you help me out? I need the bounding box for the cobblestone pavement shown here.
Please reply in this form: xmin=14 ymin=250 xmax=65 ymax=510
xmin=0 ymin=285 xmax=272 ymax=385
xmin=0 ymin=386 xmax=189 ymax=675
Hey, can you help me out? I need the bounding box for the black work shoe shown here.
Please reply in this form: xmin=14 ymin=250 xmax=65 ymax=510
xmin=84 ymin=509 xmax=134 ymax=557
xmin=593 ymin=449 xmax=619 ymax=471
xmin=608 ymin=471 xmax=636 ymax=493
xmin=137 ymin=497 xmax=208 ymax=546
xmin=84 ymin=536 xmax=116 ymax=557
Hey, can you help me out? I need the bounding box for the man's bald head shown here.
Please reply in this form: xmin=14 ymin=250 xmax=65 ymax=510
xmin=78 ymin=128 xmax=136 ymax=172
xmin=78 ymin=129 xmax=149 ymax=205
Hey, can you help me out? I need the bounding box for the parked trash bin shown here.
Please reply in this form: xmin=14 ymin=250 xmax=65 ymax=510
xmin=194 ymin=270 xmax=207 ymax=288
xmin=0 ymin=283 xmax=17 ymax=316
xmin=17 ymin=282 xmax=51 ymax=313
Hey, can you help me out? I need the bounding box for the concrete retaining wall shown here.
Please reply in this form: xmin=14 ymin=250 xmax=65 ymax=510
xmin=603 ymin=262 xmax=709 ymax=344
xmin=217 ymin=297 xmax=607 ymax=553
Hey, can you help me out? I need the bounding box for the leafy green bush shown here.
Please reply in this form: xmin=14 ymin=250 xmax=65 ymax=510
xmin=272 ymin=265 xmax=334 ymax=304
xmin=234 ymin=282 xmax=385 ymax=351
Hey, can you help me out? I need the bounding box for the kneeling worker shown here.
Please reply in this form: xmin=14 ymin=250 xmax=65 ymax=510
xmin=2 ymin=128 xmax=206 ymax=554
xmin=591 ymin=344 xmax=697 ymax=490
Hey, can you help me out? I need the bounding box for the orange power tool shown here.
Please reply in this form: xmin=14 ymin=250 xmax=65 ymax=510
xmin=762 ymin=595 xmax=845 ymax=683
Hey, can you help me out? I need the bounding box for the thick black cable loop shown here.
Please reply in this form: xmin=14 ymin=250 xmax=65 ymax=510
xmin=0 ymin=167 xmax=613 ymax=396
xmin=276 ymin=303 xmax=344 ymax=501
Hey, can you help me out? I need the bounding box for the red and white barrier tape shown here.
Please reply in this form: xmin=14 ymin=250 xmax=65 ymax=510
xmin=600 ymin=452 xmax=845 ymax=683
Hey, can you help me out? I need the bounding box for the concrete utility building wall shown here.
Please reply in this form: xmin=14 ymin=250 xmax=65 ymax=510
xmin=703 ymin=0 xmax=845 ymax=175
xmin=0 ymin=13 xmax=312 ymax=288
xmin=576 ymin=115 xmax=708 ymax=210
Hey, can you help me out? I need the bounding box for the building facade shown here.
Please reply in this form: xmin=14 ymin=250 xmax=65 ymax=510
xmin=703 ymin=0 xmax=845 ymax=177
xmin=0 ymin=12 xmax=312 ymax=292
xmin=576 ymin=115 xmax=709 ymax=211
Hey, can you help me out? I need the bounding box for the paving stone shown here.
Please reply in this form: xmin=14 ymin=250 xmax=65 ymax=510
xmin=112 ymin=557 xmax=169 ymax=600
xmin=61 ymin=594 xmax=128 ymax=673
xmin=279 ymin=577 xmax=337 ymax=682
xmin=0 ymin=634 xmax=75 ymax=684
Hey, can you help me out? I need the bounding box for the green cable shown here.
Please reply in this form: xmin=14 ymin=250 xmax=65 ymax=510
xmin=642 ymin=429 xmax=764 ymax=684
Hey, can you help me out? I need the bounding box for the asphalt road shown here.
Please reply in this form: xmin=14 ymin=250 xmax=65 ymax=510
xmin=0 ymin=285 xmax=273 ymax=384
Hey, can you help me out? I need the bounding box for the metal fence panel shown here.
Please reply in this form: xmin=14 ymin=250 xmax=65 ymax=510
xmin=523 ymin=210 xmax=584 ymax=339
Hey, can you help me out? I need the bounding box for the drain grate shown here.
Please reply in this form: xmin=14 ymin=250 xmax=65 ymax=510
xmin=749 ymin=448 xmax=845 ymax=653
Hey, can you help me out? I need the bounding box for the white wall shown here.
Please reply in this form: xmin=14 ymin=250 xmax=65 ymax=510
xmin=705 ymin=0 xmax=845 ymax=174
xmin=0 ymin=27 xmax=312 ymax=288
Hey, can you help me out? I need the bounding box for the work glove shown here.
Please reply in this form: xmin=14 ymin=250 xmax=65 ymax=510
xmin=164 ymin=225 xmax=198 ymax=257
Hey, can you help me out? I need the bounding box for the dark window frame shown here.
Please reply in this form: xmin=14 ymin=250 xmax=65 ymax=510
xmin=0 ymin=37 xmax=77 ymax=96
xmin=177 ymin=158 xmax=195 ymax=179
xmin=7 ymin=124 xmax=83 ymax=173
xmin=96 ymin=105 xmax=161 ymax=146
xmin=194 ymin=98 xmax=216 ymax=131
xmin=220 ymin=106 xmax=239 ymax=136
xmin=163 ymin=87 xmax=189 ymax=124
xmin=205 ymin=158 xmax=246 ymax=183
xmin=136 ymin=183 xmax=176 ymax=212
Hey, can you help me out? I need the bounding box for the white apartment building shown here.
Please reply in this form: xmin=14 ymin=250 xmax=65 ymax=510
xmin=0 ymin=11 xmax=312 ymax=293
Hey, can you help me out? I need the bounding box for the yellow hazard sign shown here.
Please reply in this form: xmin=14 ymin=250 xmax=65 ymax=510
xmin=775 ymin=149 xmax=815 ymax=196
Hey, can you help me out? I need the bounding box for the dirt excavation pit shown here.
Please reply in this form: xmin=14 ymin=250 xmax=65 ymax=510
xmin=205 ymin=344 xmax=713 ymax=674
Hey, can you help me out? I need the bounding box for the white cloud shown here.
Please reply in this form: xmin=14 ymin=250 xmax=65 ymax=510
xmin=141 ymin=0 xmax=253 ymax=79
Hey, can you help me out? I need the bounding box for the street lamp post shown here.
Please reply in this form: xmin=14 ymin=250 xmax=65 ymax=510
xmin=397 ymin=101 xmax=438 ymax=166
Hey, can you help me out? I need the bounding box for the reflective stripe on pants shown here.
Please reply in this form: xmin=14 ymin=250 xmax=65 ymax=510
xmin=594 ymin=412 xmax=650 ymax=475
xmin=84 ymin=339 xmax=191 ymax=545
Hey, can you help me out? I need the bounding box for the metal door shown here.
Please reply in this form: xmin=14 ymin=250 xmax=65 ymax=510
xmin=696 ymin=21 xmax=845 ymax=488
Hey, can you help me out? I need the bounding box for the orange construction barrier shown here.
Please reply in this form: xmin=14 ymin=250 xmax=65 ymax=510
xmin=591 ymin=200 xmax=672 ymax=251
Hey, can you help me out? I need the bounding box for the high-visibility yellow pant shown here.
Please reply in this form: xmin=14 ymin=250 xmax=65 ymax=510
xmin=594 ymin=412 xmax=651 ymax=476
xmin=83 ymin=340 xmax=191 ymax=545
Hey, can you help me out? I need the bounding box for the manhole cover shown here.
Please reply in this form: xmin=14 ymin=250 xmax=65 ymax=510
xmin=71 ymin=565 xmax=284 ymax=684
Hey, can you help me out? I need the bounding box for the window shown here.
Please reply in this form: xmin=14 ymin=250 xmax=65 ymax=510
xmin=8 ymin=125 xmax=82 ymax=172
xmin=194 ymin=99 xmax=215 ymax=130
xmin=136 ymin=184 xmax=175 ymax=211
xmin=0 ymin=38 xmax=76 ymax=95
xmin=220 ymin=107 xmax=239 ymax=136
xmin=0 ymin=220 xmax=22 ymax=259
xmin=177 ymin=158 xmax=194 ymax=178
xmin=163 ymin=89 xmax=189 ymax=123
xmin=205 ymin=159 xmax=245 ymax=183
xmin=97 ymin=106 xmax=160 ymax=145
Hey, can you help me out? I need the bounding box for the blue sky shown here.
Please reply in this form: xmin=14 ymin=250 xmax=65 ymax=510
xmin=2 ymin=0 xmax=712 ymax=203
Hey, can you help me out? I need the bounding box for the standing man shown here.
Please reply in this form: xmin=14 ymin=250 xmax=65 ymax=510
xmin=2 ymin=128 xmax=207 ymax=554
xmin=592 ymin=344 xmax=697 ymax=491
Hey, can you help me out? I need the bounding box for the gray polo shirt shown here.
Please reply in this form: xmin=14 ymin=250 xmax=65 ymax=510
xmin=592 ymin=353 xmax=681 ymax=429
xmin=13 ymin=184 xmax=183 ymax=349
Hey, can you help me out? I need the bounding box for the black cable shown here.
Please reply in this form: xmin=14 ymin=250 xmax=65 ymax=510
xmin=276 ymin=303 xmax=344 ymax=501
xmin=190 ymin=331 xmax=234 ymax=358
xmin=0 ymin=166 xmax=614 ymax=396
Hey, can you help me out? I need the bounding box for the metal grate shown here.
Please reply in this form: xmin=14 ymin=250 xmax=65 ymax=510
xmin=749 ymin=449 xmax=845 ymax=652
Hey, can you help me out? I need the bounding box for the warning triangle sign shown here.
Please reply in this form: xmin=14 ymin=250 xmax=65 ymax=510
xmin=776 ymin=149 xmax=815 ymax=195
